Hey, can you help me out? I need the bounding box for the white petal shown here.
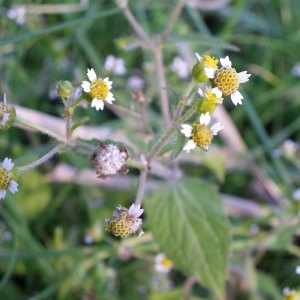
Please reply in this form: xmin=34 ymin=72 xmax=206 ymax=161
xmin=128 ymin=204 xmax=144 ymax=218
xmin=181 ymin=124 xmax=193 ymax=137
xmin=238 ymin=71 xmax=251 ymax=83
xmin=198 ymin=88 xmax=204 ymax=97
xmin=204 ymin=67 xmax=216 ymax=79
xmin=220 ymin=56 xmax=231 ymax=68
xmin=0 ymin=113 xmax=9 ymax=126
xmin=91 ymin=99 xmax=104 ymax=110
xmin=81 ymin=81 xmax=91 ymax=92
xmin=2 ymin=158 xmax=14 ymax=171
xmin=183 ymin=140 xmax=197 ymax=153
xmin=8 ymin=181 xmax=18 ymax=194
xmin=195 ymin=52 xmax=202 ymax=62
xmin=105 ymin=92 xmax=115 ymax=103
xmin=199 ymin=113 xmax=211 ymax=126
xmin=211 ymin=122 xmax=224 ymax=135
xmin=87 ymin=68 xmax=97 ymax=82
xmin=211 ymin=87 xmax=222 ymax=98
xmin=0 ymin=189 xmax=6 ymax=199
xmin=103 ymin=77 xmax=113 ymax=89
xmin=231 ymin=90 xmax=243 ymax=106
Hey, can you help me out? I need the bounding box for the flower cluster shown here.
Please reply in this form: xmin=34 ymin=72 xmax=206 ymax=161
xmin=181 ymin=53 xmax=251 ymax=153
xmin=105 ymin=204 xmax=144 ymax=238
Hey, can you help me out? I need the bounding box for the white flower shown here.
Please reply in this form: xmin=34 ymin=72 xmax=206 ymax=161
xmin=128 ymin=204 xmax=144 ymax=219
xmin=0 ymin=158 xmax=18 ymax=199
xmin=0 ymin=113 xmax=9 ymax=126
xmin=81 ymin=68 xmax=115 ymax=111
xmin=154 ymin=253 xmax=173 ymax=274
xmin=126 ymin=75 xmax=145 ymax=90
xmin=206 ymin=55 xmax=251 ymax=106
xmin=104 ymin=55 xmax=126 ymax=75
xmin=181 ymin=113 xmax=223 ymax=152
xmin=7 ymin=5 xmax=27 ymax=25
xmin=296 ymin=266 xmax=300 ymax=275
xmin=291 ymin=63 xmax=300 ymax=77
xmin=170 ymin=56 xmax=189 ymax=79
xmin=293 ymin=188 xmax=300 ymax=201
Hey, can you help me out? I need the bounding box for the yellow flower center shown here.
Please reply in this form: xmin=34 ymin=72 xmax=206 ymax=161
xmin=213 ymin=67 xmax=239 ymax=96
xmin=106 ymin=211 xmax=138 ymax=238
xmin=0 ymin=167 xmax=10 ymax=190
xmin=202 ymin=55 xmax=218 ymax=69
xmin=192 ymin=124 xmax=213 ymax=149
xmin=162 ymin=258 xmax=173 ymax=268
xmin=90 ymin=79 xmax=109 ymax=100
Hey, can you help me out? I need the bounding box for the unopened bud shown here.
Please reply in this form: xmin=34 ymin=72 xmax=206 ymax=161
xmin=56 ymin=80 xmax=74 ymax=102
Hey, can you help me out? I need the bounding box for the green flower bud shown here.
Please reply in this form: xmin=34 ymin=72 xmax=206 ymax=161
xmin=56 ymin=81 xmax=74 ymax=102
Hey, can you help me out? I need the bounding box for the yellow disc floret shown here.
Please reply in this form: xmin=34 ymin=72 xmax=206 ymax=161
xmin=192 ymin=124 xmax=213 ymax=149
xmin=198 ymin=90 xmax=223 ymax=114
xmin=201 ymin=55 xmax=218 ymax=70
xmin=0 ymin=168 xmax=10 ymax=190
xmin=213 ymin=67 xmax=239 ymax=96
xmin=90 ymin=79 xmax=109 ymax=100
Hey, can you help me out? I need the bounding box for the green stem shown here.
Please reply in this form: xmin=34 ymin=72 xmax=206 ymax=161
xmin=161 ymin=0 xmax=186 ymax=40
xmin=147 ymin=101 xmax=198 ymax=163
xmin=18 ymin=143 xmax=65 ymax=174
xmin=15 ymin=116 xmax=65 ymax=142
xmin=65 ymin=107 xmax=73 ymax=141
xmin=126 ymin=158 xmax=146 ymax=171
xmin=174 ymin=80 xmax=197 ymax=121
xmin=135 ymin=169 xmax=148 ymax=206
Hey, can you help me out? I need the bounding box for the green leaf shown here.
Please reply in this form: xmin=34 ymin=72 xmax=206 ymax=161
xmin=71 ymin=116 xmax=89 ymax=132
xmin=144 ymin=178 xmax=229 ymax=298
xmin=170 ymin=131 xmax=186 ymax=160
xmin=200 ymin=147 xmax=226 ymax=182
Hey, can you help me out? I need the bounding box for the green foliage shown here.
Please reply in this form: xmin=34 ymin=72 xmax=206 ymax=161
xmin=145 ymin=178 xmax=229 ymax=298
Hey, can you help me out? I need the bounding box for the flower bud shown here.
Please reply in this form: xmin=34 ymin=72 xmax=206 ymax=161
xmin=192 ymin=53 xmax=218 ymax=83
xmin=56 ymin=80 xmax=74 ymax=102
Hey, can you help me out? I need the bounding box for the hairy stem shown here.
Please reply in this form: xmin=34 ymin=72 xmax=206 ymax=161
xmin=15 ymin=116 xmax=65 ymax=142
xmin=18 ymin=143 xmax=65 ymax=174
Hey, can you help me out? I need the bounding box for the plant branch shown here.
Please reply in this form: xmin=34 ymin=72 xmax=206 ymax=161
xmin=18 ymin=143 xmax=65 ymax=174
xmin=161 ymin=0 xmax=186 ymax=40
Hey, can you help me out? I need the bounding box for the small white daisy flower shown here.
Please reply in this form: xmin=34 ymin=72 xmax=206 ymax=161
xmin=104 ymin=55 xmax=126 ymax=75
xmin=170 ymin=56 xmax=189 ymax=79
xmin=154 ymin=253 xmax=173 ymax=274
xmin=7 ymin=5 xmax=27 ymax=25
xmin=295 ymin=266 xmax=300 ymax=275
xmin=206 ymin=55 xmax=251 ymax=106
xmin=81 ymin=68 xmax=115 ymax=111
xmin=0 ymin=158 xmax=18 ymax=199
xmin=181 ymin=113 xmax=223 ymax=152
